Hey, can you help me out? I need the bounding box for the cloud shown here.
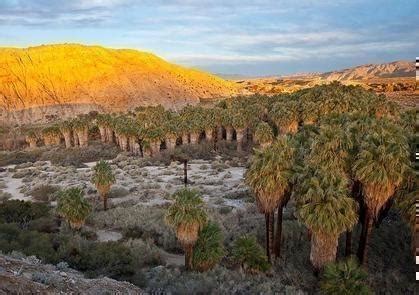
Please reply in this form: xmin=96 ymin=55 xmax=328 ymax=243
xmin=0 ymin=0 xmax=130 ymax=25
xmin=167 ymin=41 xmax=416 ymax=65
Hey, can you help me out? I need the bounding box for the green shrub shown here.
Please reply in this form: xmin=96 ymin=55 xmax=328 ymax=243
xmin=28 ymin=216 xmax=60 ymax=233
xmin=193 ymin=222 xmax=225 ymax=272
xmin=232 ymin=235 xmax=270 ymax=273
xmin=320 ymin=257 xmax=372 ymax=295
xmin=60 ymin=239 xmax=137 ymax=280
xmin=0 ymin=200 xmax=50 ymax=227
xmin=0 ymin=223 xmax=58 ymax=263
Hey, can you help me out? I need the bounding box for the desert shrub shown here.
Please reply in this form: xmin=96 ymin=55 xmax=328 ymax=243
xmin=144 ymin=265 xmax=300 ymax=294
xmin=108 ymin=186 xmax=129 ymax=198
xmin=55 ymin=261 xmax=70 ymax=271
xmin=12 ymin=168 xmax=35 ymax=178
xmin=32 ymin=272 xmax=51 ymax=284
xmin=177 ymin=144 xmax=214 ymax=161
xmin=28 ymin=216 xmax=60 ymax=233
xmin=0 ymin=223 xmax=58 ymax=263
xmin=320 ymin=257 xmax=371 ymax=295
xmin=0 ymin=191 xmax=12 ymax=203
xmin=231 ymin=235 xmax=270 ymax=273
xmin=225 ymin=190 xmax=251 ymax=200
xmin=0 ymin=200 xmax=50 ymax=227
xmin=0 ymin=149 xmax=44 ymax=166
xmin=90 ymin=206 xmax=179 ymax=252
xmin=124 ymin=238 xmax=163 ymax=267
xmin=193 ymin=222 xmax=225 ymax=272
xmin=40 ymin=142 xmax=119 ymax=167
xmin=60 ymin=239 xmax=137 ymax=281
xmin=0 ymin=181 xmax=7 ymax=189
xmin=218 ymin=206 xmax=233 ymax=215
xmin=30 ymin=184 xmax=60 ymax=202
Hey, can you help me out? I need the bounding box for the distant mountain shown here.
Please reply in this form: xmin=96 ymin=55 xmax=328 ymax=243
xmin=0 ymin=44 xmax=238 ymax=124
xmin=318 ymin=60 xmax=415 ymax=81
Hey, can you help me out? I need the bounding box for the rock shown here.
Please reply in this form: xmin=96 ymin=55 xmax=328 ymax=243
xmin=0 ymin=254 xmax=143 ymax=294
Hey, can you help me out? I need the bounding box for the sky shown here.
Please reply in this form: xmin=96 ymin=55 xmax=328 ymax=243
xmin=1 ymin=0 xmax=418 ymax=76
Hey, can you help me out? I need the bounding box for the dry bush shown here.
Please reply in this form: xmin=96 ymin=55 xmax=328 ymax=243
xmin=89 ymin=205 xmax=179 ymax=252
xmin=30 ymin=184 xmax=61 ymax=202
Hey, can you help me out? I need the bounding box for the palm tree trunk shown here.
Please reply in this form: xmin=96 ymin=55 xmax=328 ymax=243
xmin=27 ymin=139 xmax=37 ymax=149
xmin=357 ymin=210 xmax=373 ymax=265
xmin=166 ymin=137 xmax=177 ymax=150
xmin=73 ymin=131 xmax=79 ymax=147
xmin=183 ymin=159 xmax=188 ymax=187
xmin=205 ymin=129 xmax=213 ymax=141
xmin=274 ymin=204 xmax=283 ymax=259
xmin=226 ymin=127 xmax=234 ymax=141
xmin=62 ymin=131 xmax=72 ymax=148
xmin=185 ymin=244 xmax=193 ymax=270
xmin=99 ymin=126 xmax=106 ymax=142
xmin=190 ymin=133 xmax=199 ymax=144
xmin=345 ymin=231 xmax=352 ymax=257
xmin=265 ymin=213 xmax=270 ymax=262
xmin=182 ymin=134 xmax=189 ymax=145
xmin=103 ymin=194 xmax=108 ymax=211
xmin=310 ymin=231 xmax=338 ymax=271
xmin=268 ymin=212 xmax=274 ymax=261
xmin=236 ymin=128 xmax=244 ymax=152
xmin=217 ymin=126 xmax=223 ymax=141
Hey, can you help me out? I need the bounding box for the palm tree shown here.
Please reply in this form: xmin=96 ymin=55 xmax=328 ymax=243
xmin=296 ymin=167 xmax=358 ymax=271
xmin=192 ymin=222 xmax=225 ymax=272
xmin=231 ymin=108 xmax=248 ymax=152
xmin=56 ymin=187 xmax=92 ymax=230
xmin=253 ymin=122 xmax=274 ymax=149
xmin=25 ymin=130 xmax=38 ymax=149
xmin=221 ymin=108 xmax=234 ymax=141
xmin=320 ymin=257 xmax=372 ymax=295
xmin=72 ymin=117 xmax=90 ymax=147
xmin=181 ymin=106 xmax=204 ymax=145
xmin=41 ymin=125 xmax=61 ymax=146
xmin=164 ymin=113 xmax=181 ymax=151
xmin=91 ymin=160 xmax=116 ymax=210
xmin=300 ymin=101 xmax=319 ymax=125
xmin=165 ymin=188 xmax=207 ymax=270
xmin=269 ymin=99 xmax=299 ymax=134
xmin=245 ymin=136 xmax=296 ymax=261
xmin=353 ymin=119 xmax=410 ymax=264
xmin=394 ymin=169 xmax=417 ymax=258
xmin=202 ymin=108 xmax=217 ymax=142
xmin=96 ymin=114 xmax=110 ymax=143
xmin=232 ymin=235 xmax=270 ymax=273
xmin=59 ymin=120 xmax=73 ymax=148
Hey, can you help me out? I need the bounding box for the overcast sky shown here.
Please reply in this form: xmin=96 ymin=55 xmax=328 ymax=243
xmin=1 ymin=0 xmax=418 ymax=76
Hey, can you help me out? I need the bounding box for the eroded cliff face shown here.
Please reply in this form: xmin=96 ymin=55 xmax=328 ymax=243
xmin=0 ymin=254 xmax=142 ymax=294
xmin=0 ymin=44 xmax=238 ymax=125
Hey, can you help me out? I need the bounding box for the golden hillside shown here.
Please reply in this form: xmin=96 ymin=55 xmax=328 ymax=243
xmin=0 ymin=44 xmax=238 ymax=123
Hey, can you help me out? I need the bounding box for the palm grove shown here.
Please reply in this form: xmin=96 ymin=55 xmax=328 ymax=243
xmin=25 ymin=82 xmax=415 ymax=286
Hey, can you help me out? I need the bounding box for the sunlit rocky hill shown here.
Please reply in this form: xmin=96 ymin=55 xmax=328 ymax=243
xmin=318 ymin=60 xmax=414 ymax=81
xmin=0 ymin=44 xmax=238 ymax=124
